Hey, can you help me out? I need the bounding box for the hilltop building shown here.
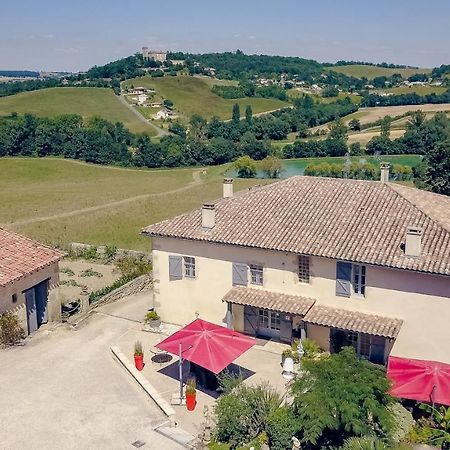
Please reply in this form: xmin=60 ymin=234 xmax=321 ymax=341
xmin=0 ymin=229 xmax=64 ymax=335
xmin=142 ymin=47 xmax=167 ymax=62
xmin=144 ymin=167 xmax=450 ymax=370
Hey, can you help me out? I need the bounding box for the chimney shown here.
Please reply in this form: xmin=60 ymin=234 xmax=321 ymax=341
xmin=201 ymin=203 xmax=215 ymax=230
xmin=380 ymin=162 xmax=390 ymax=183
xmin=405 ymin=226 xmax=422 ymax=257
xmin=223 ymin=178 xmax=234 ymax=198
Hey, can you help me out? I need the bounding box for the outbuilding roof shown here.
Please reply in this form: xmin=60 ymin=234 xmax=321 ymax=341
xmin=223 ymin=286 xmax=316 ymax=316
xmin=143 ymin=176 xmax=450 ymax=276
xmin=0 ymin=228 xmax=64 ymax=287
xmin=303 ymin=304 xmax=403 ymax=339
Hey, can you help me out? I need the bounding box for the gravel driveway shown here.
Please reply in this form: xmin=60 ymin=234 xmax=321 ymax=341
xmin=0 ymin=293 xmax=183 ymax=450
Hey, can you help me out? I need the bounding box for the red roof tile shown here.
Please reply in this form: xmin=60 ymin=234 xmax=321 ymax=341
xmin=0 ymin=228 xmax=64 ymax=287
xmin=143 ymin=177 xmax=450 ymax=276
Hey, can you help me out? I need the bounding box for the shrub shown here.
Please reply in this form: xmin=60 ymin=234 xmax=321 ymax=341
xmin=217 ymin=369 xmax=244 ymax=394
xmin=104 ymin=245 xmax=117 ymax=262
xmin=214 ymin=382 xmax=282 ymax=447
xmin=300 ymin=338 xmax=321 ymax=359
xmin=233 ymin=155 xmax=257 ymax=178
xmin=60 ymin=267 xmax=75 ymax=276
xmin=266 ymin=406 xmax=298 ymax=450
xmin=186 ymin=378 xmax=196 ymax=394
xmin=0 ymin=312 xmax=25 ymax=345
xmin=88 ymin=274 xmax=134 ymax=304
xmin=388 ymin=403 xmax=414 ymax=444
xmin=80 ymin=268 xmax=103 ymax=278
xmin=60 ymin=279 xmax=81 ymax=287
xmin=83 ymin=246 xmax=98 ymax=260
xmin=144 ymin=311 xmax=160 ymax=322
xmin=116 ymin=256 xmax=152 ymax=278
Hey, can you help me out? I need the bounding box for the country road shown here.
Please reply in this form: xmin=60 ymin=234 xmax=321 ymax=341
xmin=117 ymin=94 xmax=169 ymax=137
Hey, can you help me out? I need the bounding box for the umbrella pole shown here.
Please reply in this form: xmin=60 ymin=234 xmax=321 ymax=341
xmin=179 ymin=342 xmax=183 ymax=401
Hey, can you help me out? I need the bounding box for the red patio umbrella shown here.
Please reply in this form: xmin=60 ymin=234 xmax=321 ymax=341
xmin=156 ymin=318 xmax=256 ymax=374
xmin=387 ymin=356 xmax=450 ymax=406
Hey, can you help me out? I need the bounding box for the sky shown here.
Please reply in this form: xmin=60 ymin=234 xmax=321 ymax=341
xmin=1 ymin=0 xmax=449 ymax=72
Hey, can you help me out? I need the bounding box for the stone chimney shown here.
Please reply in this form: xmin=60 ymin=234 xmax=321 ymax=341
xmin=380 ymin=162 xmax=390 ymax=183
xmin=223 ymin=178 xmax=234 ymax=198
xmin=405 ymin=226 xmax=422 ymax=257
xmin=201 ymin=204 xmax=215 ymax=230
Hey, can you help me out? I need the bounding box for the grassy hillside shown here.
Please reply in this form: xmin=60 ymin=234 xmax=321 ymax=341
xmin=380 ymin=85 xmax=447 ymax=96
xmin=0 ymin=158 xmax=268 ymax=250
xmin=329 ymin=65 xmax=431 ymax=79
xmin=0 ymin=87 xmax=153 ymax=134
xmin=124 ymin=75 xmax=289 ymax=121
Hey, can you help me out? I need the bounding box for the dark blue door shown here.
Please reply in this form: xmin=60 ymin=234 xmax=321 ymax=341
xmin=25 ymin=289 xmax=38 ymax=334
xmin=35 ymin=280 xmax=48 ymax=326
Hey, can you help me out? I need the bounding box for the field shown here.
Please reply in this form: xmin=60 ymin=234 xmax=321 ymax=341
xmin=343 ymin=103 xmax=450 ymax=125
xmin=329 ymin=65 xmax=431 ymax=79
xmin=0 ymin=87 xmax=153 ymax=134
xmin=0 ymin=158 xmax=270 ymax=250
xmin=123 ymin=75 xmax=289 ymax=121
xmin=380 ymin=85 xmax=447 ymax=96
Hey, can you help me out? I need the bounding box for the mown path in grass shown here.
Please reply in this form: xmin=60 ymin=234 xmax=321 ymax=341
xmin=4 ymin=169 xmax=203 ymax=227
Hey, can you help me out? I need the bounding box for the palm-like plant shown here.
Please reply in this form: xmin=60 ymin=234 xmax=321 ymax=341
xmin=341 ymin=436 xmax=387 ymax=450
xmin=419 ymin=403 xmax=450 ymax=448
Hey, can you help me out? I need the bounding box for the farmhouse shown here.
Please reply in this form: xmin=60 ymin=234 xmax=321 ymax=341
xmin=0 ymin=228 xmax=63 ymax=335
xmin=142 ymin=47 xmax=167 ymax=62
xmin=144 ymin=168 xmax=450 ymax=368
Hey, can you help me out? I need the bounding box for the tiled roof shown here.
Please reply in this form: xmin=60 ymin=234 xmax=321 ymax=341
xmin=223 ymin=286 xmax=315 ymax=316
xmin=143 ymin=177 xmax=450 ymax=276
xmin=303 ymin=304 xmax=403 ymax=339
xmin=0 ymin=228 xmax=64 ymax=287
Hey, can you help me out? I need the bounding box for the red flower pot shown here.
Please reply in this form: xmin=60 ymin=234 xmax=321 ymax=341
xmin=186 ymin=392 xmax=196 ymax=411
xmin=134 ymin=354 xmax=144 ymax=371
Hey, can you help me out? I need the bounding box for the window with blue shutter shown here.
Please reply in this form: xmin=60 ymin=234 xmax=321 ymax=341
xmin=336 ymin=261 xmax=352 ymax=297
xmin=232 ymin=263 xmax=248 ymax=286
xmin=169 ymin=255 xmax=183 ymax=280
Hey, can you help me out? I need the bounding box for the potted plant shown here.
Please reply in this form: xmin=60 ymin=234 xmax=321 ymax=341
xmin=185 ymin=378 xmax=197 ymax=411
xmin=144 ymin=310 xmax=161 ymax=329
xmin=134 ymin=341 xmax=144 ymax=371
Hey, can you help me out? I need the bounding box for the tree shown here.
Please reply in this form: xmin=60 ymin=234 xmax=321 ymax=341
xmin=260 ymin=156 xmax=283 ymax=178
xmin=245 ymin=105 xmax=253 ymax=125
xmin=232 ymin=103 xmax=241 ymax=124
xmin=348 ymin=118 xmax=361 ymax=131
xmin=292 ymin=347 xmax=395 ymax=448
xmin=328 ymin=118 xmax=348 ymax=141
xmin=233 ymin=155 xmax=257 ymax=178
xmin=380 ymin=116 xmax=392 ymax=139
xmin=423 ymin=140 xmax=450 ymax=195
xmin=189 ymin=114 xmax=208 ymax=140
xmin=168 ymin=122 xmax=186 ymax=138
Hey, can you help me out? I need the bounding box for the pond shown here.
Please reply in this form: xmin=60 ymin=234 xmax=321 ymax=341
xmin=226 ymin=155 xmax=422 ymax=179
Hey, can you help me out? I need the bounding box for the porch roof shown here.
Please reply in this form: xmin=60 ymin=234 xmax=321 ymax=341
xmin=223 ymin=286 xmax=316 ymax=316
xmin=303 ymin=304 xmax=403 ymax=339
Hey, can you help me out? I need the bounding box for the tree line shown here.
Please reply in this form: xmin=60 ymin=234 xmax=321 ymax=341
xmin=361 ymin=89 xmax=450 ymax=107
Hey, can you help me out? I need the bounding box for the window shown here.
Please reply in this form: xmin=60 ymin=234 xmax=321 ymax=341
xmin=352 ymin=264 xmax=366 ymax=296
xmin=250 ymin=264 xmax=263 ymax=285
xmin=258 ymin=309 xmax=280 ymax=331
xmin=12 ymin=293 xmax=17 ymax=303
xmin=359 ymin=333 xmax=371 ymax=359
xmin=298 ymin=255 xmax=310 ymax=283
xmin=270 ymin=311 xmax=281 ymax=331
xmin=259 ymin=309 xmax=269 ymax=328
xmin=184 ymin=256 xmax=196 ymax=278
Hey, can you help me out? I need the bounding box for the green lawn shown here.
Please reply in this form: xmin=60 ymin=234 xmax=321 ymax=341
xmin=123 ymin=75 xmax=289 ymax=121
xmin=329 ymin=65 xmax=431 ymax=79
xmin=0 ymin=87 xmax=153 ymax=134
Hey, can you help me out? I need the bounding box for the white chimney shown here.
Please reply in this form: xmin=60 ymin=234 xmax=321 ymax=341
xmin=201 ymin=203 xmax=215 ymax=230
xmin=380 ymin=162 xmax=390 ymax=183
xmin=405 ymin=226 xmax=422 ymax=257
xmin=223 ymin=178 xmax=234 ymax=198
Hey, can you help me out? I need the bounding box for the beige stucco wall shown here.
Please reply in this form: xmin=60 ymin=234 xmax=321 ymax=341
xmin=152 ymin=236 xmax=450 ymax=364
xmin=0 ymin=262 xmax=60 ymax=334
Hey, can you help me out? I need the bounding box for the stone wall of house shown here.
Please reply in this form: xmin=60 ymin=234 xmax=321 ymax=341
xmin=68 ymin=243 xmax=152 ymax=262
xmin=92 ymin=274 xmax=153 ymax=307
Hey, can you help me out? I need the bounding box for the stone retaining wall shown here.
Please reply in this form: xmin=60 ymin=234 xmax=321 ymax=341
xmin=68 ymin=243 xmax=152 ymax=262
xmin=93 ymin=274 xmax=153 ymax=307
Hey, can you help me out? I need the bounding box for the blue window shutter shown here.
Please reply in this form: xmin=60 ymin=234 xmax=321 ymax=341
xmin=169 ymin=255 xmax=183 ymax=280
xmin=232 ymin=263 xmax=248 ymax=286
xmin=336 ymin=262 xmax=352 ymax=297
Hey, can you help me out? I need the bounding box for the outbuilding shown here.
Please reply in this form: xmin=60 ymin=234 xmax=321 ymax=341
xmin=0 ymin=228 xmax=64 ymax=335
